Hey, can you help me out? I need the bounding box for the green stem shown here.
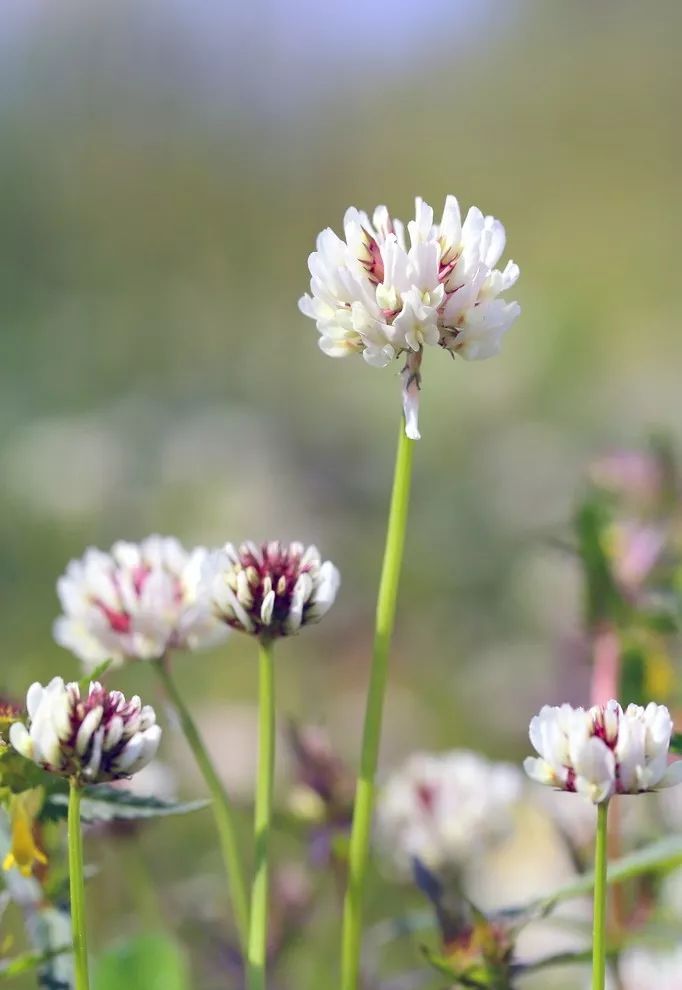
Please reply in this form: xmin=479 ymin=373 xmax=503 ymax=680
xmin=341 ymin=418 xmax=415 ymax=990
xmin=592 ymin=800 xmax=609 ymax=990
xmin=154 ymin=658 xmax=249 ymax=950
xmin=68 ymin=778 xmax=89 ymax=990
xmin=247 ymin=639 xmax=276 ymax=990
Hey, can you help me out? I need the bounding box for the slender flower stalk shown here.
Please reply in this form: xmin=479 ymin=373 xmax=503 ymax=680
xmin=341 ymin=418 xmax=414 ymax=990
xmin=200 ymin=538 xmax=340 ymax=975
xmin=68 ymin=778 xmax=89 ymax=990
xmin=154 ymin=658 xmax=249 ymax=950
xmin=592 ymin=800 xmax=609 ymax=990
xmin=247 ymin=639 xmax=276 ymax=990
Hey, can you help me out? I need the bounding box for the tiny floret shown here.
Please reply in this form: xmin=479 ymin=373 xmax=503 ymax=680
xmin=54 ymin=535 xmax=228 ymax=669
xmin=524 ymin=700 xmax=682 ymax=804
xmin=375 ymin=750 xmax=522 ymax=880
xmin=202 ymin=541 xmax=340 ymax=638
xmin=9 ymin=677 xmax=162 ymax=783
xmin=299 ymin=196 xmax=520 ymax=439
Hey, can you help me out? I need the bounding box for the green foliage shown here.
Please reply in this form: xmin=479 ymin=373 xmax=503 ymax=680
xmin=0 ymin=748 xmax=53 ymax=797
xmin=43 ymin=787 xmax=210 ymax=824
xmin=0 ymin=949 xmax=71 ymax=984
xmin=574 ymin=497 xmax=623 ymax=628
xmin=93 ymin=934 xmax=189 ymax=990
xmin=77 ymin=661 xmax=113 ymax=692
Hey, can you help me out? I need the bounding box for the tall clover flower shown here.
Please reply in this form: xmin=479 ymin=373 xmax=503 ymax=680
xmin=201 ymin=541 xmax=340 ymax=990
xmin=9 ymin=677 xmax=162 ymax=990
xmin=299 ymin=196 xmax=520 ymax=990
xmin=53 ymin=535 xmax=248 ymax=953
xmin=524 ymin=700 xmax=682 ymax=990
xmin=299 ymin=196 xmax=520 ymax=440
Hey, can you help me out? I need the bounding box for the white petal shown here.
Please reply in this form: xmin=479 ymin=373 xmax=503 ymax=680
xmin=9 ymin=722 xmax=32 ymax=759
xmin=260 ymin=589 xmax=276 ymax=626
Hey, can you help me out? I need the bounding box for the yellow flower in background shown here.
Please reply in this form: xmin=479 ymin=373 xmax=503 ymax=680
xmin=2 ymin=789 xmax=47 ymax=878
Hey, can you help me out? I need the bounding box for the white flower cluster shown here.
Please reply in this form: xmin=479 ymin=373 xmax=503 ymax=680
xmin=617 ymin=946 xmax=682 ymax=990
xmin=10 ymin=678 xmax=161 ymax=783
xmin=202 ymin=541 xmax=341 ymax=638
xmin=54 ymin=536 xmax=341 ymax=665
xmin=299 ymin=196 xmax=520 ymax=438
xmin=524 ymin=700 xmax=682 ymax=804
xmin=54 ymin=535 xmax=226 ymax=670
xmin=375 ymin=750 xmax=522 ymax=879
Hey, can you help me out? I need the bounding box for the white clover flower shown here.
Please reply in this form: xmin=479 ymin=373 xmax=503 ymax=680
xmin=54 ymin=535 xmax=228 ymax=670
xmin=298 ymin=196 xmax=520 ymax=439
xmin=202 ymin=540 xmax=340 ymax=638
xmin=618 ymin=946 xmax=682 ymax=990
xmin=524 ymin=700 xmax=682 ymax=804
xmin=9 ymin=677 xmax=161 ymax=783
xmin=375 ymin=750 xmax=523 ymax=880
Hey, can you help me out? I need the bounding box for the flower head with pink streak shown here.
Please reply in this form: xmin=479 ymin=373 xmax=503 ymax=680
xmin=299 ymin=196 xmax=520 ymax=439
xmin=202 ymin=540 xmax=340 ymax=639
xmin=54 ymin=535 xmax=227 ymax=669
xmin=524 ymin=700 xmax=682 ymax=804
xmin=375 ymin=750 xmax=522 ymax=880
xmin=9 ymin=677 xmax=161 ymax=783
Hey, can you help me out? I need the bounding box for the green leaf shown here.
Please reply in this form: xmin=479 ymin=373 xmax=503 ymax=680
xmin=671 ymin=733 xmax=682 ymax=755
xmin=575 ymin=497 xmax=623 ymax=626
xmin=373 ymin=835 xmax=682 ymax=959
xmin=44 ymin=786 xmax=210 ymax=824
xmin=0 ymin=947 xmax=71 ymax=980
xmin=78 ymin=661 xmax=113 ymax=692
xmin=532 ymin=834 xmax=682 ymax=912
xmin=420 ymin=945 xmax=457 ymax=978
xmin=0 ymin=748 xmax=53 ymax=795
xmin=514 ymin=948 xmax=595 ymax=975
xmin=94 ymin=934 xmax=190 ymax=990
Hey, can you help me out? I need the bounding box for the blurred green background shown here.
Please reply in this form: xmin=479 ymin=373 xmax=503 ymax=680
xmin=1 ymin=1 xmax=682 ymax=986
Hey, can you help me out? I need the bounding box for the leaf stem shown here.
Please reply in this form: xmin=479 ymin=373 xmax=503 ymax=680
xmin=341 ymin=418 xmax=415 ymax=990
xmin=154 ymin=658 xmax=249 ymax=950
xmin=247 ymin=638 xmax=276 ymax=990
xmin=68 ymin=778 xmax=89 ymax=990
xmin=592 ymin=800 xmax=609 ymax=990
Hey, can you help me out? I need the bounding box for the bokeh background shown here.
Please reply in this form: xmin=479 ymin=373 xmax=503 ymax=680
xmin=2 ymin=1 xmax=682 ymax=987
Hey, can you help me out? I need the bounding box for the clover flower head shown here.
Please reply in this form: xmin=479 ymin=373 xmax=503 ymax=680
xmin=299 ymin=196 xmax=520 ymax=439
xmin=375 ymin=750 xmax=522 ymax=880
xmin=202 ymin=541 xmax=340 ymax=639
xmin=9 ymin=677 xmax=161 ymax=784
xmin=524 ymin=700 xmax=682 ymax=804
xmin=54 ymin=535 xmax=228 ymax=669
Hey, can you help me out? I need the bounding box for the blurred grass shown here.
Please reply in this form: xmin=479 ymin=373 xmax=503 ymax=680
xmin=1 ymin=1 xmax=682 ymax=986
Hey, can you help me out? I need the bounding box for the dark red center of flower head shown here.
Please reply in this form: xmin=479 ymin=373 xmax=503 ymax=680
xmin=232 ymin=542 xmax=316 ymax=635
xmin=592 ymin=708 xmax=618 ymax=749
xmin=93 ymin=563 xmax=179 ymax=636
xmin=415 ymin=781 xmax=437 ymax=814
xmin=59 ymin=684 xmax=141 ymax=779
xmin=96 ymin=602 xmax=132 ymax=634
